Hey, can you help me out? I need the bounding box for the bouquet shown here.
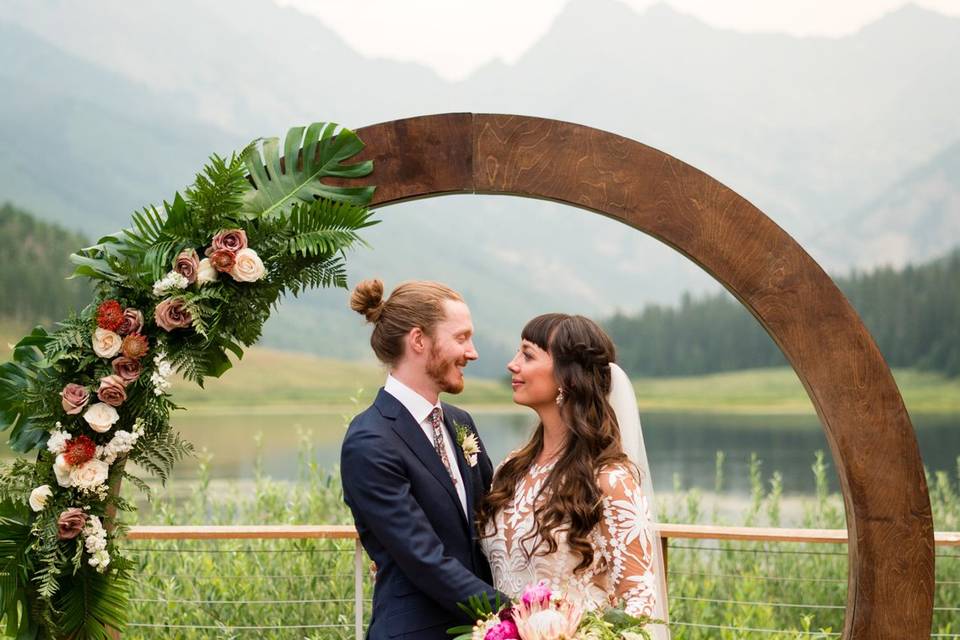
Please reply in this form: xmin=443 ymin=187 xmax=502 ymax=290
xmin=451 ymin=581 xmax=659 ymax=640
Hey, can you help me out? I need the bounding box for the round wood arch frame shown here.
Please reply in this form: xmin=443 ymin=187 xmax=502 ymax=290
xmin=332 ymin=113 xmax=934 ymax=639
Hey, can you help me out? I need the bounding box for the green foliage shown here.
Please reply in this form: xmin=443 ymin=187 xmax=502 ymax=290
xmin=0 ymin=203 xmax=93 ymax=325
xmin=606 ymin=248 xmax=960 ymax=378
xmin=0 ymin=121 xmax=377 ymax=638
xmin=241 ymin=122 xmax=374 ymax=218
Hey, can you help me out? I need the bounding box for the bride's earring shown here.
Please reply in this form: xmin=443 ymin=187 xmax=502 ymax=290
xmin=555 ymin=387 xmax=565 ymax=406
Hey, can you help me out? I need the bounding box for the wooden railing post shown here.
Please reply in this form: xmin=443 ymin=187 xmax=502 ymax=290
xmin=354 ymin=538 xmax=364 ymax=640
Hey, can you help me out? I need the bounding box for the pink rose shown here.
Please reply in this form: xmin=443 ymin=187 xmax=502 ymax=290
xmin=484 ymin=620 xmax=520 ymax=640
xmin=208 ymin=229 xmax=247 ymax=254
xmin=229 ymin=248 xmax=266 ymax=282
xmin=117 ymin=308 xmax=144 ymax=336
xmin=57 ymin=508 xmax=86 ymax=540
xmin=61 ymin=383 xmax=90 ymax=415
xmin=521 ymin=581 xmax=552 ymax=608
xmin=111 ymin=357 xmax=142 ymax=384
xmin=173 ymin=249 xmax=200 ymax=284
xmin=97 ymin=375 xmax=127 ymax=407
xmin=154 ymin=298 xmax=193 ymax=332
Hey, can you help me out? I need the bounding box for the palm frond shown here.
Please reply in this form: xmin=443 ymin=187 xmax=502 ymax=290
xmin=55 ymin=568 xmax=131 ymax=640
xmin=240 ymin=123 xmax=374 ymax=219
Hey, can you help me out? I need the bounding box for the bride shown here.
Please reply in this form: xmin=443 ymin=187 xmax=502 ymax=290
xmin=477 ymin=313 xmax=670 ymax=639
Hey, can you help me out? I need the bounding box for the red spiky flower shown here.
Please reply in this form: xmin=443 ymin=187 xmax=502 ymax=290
xmin=97 ymin=300 xmax=125 ymax=332
xmin=63 ymin=435 xmax=97 ymax=466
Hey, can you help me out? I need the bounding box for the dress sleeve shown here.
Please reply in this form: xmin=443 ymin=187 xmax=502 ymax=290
xmin=596 ymin=463 xmax=660 ymax=618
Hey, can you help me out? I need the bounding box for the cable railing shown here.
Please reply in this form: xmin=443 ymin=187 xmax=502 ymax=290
xmin=122 ymin=524 xmax=960 ymax=639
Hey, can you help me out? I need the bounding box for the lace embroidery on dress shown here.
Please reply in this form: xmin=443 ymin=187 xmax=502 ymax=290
xmin=480 ymin=460 xmax=659 ymax=618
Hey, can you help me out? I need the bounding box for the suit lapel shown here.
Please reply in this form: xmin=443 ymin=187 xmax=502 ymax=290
xmin=442 ymin=408 xmax=477 ymax=534
xmin=377 ymin=390 xmax=467 ymax=526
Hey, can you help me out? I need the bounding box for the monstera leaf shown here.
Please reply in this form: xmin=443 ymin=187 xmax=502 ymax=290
xmin=240 ymin=122 xmax=375 ymax=218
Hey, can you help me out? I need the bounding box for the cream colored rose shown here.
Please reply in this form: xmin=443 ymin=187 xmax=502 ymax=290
xmin=229 ymin=248 xmax=266 ymax=282
xmin=83 ymin=402 xmax=120 ymax=433
xmin=197 ymin=258 xmax=219 ymax=286
xmin=92 ymin=327 xmax=122 ymax=358
xmin=29 ymin=485 xmax=53 ymax=512
xmin=54 ymin=454 xmax=73 ymax=487
xmin=70 ymin=459 xmax=109 ymax=490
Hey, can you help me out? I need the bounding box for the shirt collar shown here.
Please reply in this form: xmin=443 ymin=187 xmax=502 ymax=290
xmin=384 ymin=374 xmax=442 ymax=425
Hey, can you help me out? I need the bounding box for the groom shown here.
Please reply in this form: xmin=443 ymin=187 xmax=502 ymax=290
xmin=341 ymin=279 xmax=501 ymax=639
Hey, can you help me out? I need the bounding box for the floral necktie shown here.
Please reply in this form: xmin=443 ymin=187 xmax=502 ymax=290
xmin=428 ymin=407 xmax=458 ymax=486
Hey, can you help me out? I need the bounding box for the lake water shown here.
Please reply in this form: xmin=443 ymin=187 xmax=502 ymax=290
xmin=122 ymin=409 xmax=960 ymax=496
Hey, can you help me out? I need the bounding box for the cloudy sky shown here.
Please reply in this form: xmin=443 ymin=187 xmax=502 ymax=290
xmin=275 ymin=0 xmax=960 ymax=79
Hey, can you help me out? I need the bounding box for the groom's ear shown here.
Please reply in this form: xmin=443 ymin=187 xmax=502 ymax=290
xmin=406 ymin=327 xmax=427 ymax=356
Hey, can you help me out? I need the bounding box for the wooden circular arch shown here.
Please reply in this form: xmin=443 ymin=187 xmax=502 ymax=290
xmin=333 ymin=113 xmax=935 ymax=639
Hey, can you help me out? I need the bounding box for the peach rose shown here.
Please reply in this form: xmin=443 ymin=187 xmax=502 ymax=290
xmin=197 ymin=258 xmax=218 ymax=285
xmin=69 ymin=459 xmax=109 ymax=490
xmin=83 ymin=402 xmax=120 ymax=434
xmin=92 ymin=327 xmax=122 ymax=358
xmin=229 ymin=248 xmax=266 ymax=282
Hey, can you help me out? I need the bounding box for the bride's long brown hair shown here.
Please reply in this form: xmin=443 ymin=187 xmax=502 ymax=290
xmin=477 ymin=313 xmax=630 ymax=573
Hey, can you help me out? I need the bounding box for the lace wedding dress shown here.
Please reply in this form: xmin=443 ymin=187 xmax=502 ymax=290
xmin=479 ymin=459 xmax=662 ymax=620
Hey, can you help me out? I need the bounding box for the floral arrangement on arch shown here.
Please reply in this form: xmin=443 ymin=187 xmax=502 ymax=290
xmin=453 ymin=581 xmax=658 ymax=640
xmin=0 ymin=123 xmax=376 ymax=639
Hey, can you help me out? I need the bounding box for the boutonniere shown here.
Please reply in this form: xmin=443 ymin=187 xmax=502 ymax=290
xmin=453 ymin=421 xmax=480 ymax=467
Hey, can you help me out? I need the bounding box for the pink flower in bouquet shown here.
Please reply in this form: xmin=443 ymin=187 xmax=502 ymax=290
xmin=521 ymin=580 xmax=552 ymax=608
xmin=173 ymin=249 xmax=201 ymax=284
xmin=208 ymin=229 xmax=248 ymax=254
xmin=61 ymin=383 xmax=90 ymax=415
xmin=512 ymin=588 xmax=582 ymax=640
xmin=117 ymin=308 xmax=144 ymax=336
xmin=155 ymin=298 xmax=193 ymax=331
xmin=483 ymin=619 xmax=520 ymax=640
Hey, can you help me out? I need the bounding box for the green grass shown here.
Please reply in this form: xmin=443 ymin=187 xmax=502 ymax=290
xmin=119 ymin=440 xmax=960 ymax=639
xmin=166 ymin=348 xmax=960 ymax=416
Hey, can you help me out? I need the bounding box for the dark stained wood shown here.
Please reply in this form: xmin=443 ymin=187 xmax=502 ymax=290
xmin=342 ymin=113 xmax=934 ymax=639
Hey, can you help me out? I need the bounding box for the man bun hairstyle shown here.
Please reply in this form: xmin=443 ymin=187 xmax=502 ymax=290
xmin=350 ymin=279 xmax=385 ymax=323
xmin=349 ymin=279 xmax=464 ymax=366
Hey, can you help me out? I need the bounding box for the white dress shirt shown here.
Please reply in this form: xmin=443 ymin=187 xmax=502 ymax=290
xmin=384 ymin=374 xmax=468 ymax=517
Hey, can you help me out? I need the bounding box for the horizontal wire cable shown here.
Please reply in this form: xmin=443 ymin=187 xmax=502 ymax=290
xmin=672 ymin=595 xmax=844 ymax=610
xmin=131 ymin=597 xmax=368 ymax=605
xmin=126 ymin=623 xmax=352 ymax=630
xmin=139 ymin=573 xmax=353 ymax=579
xmin=669 ymin=543 xmax=846 ymax=557
xmin=670 ymin=621 xmax=840 ymax=636
xmin=668 ymin=570 xmax=846 ymax=584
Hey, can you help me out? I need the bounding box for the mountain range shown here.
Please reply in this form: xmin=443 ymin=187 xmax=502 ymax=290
xmin=1 ymin=0 xmax=958 ymax=374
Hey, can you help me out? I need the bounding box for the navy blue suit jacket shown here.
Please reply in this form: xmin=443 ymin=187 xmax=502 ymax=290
xmin=341 ymin=389 xmax=500 ymax=640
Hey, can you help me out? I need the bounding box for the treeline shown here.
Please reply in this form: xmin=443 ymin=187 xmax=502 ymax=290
xmin=0 ymin=202 xmax=92 ymax=324
xmin=606 ymin=248 xmax=960 ymax=377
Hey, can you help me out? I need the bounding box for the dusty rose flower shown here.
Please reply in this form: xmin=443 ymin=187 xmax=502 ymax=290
xmin=154 ymin=298 xmax=193 ymax=331
xmin=173 ymin=249 xmax=200 ymax=284
xmin=92 ymin=327 xmax=122 ymax=358
xmin=97 ymin=375 xmax=127 ymax=407
xmin=121 ymin=333 xmax=149 ymax=360
xmin=197 ymin=258 xmax=218 ymax=286
xmin=229 ymin=248 xmax=266 ymax=282
xmin=209 ymin=229 xmax=247 ymax=254
xmin=83 ymin=402 xmax=119 ymax=433
xmin=117 ymin=308 xmax=144 ymax=336
xmin=61 ymin=383 xmax=90 ymax=415
xmin=208 ymin=249 xmax=236 ymax=273
xmin=58 ymin=508 xmax=87 ymax=540
xmin=112 ymin=356 xmax=142 ymax=383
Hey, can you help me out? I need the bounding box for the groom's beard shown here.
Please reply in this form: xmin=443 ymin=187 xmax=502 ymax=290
xmin=426 ymin=345 xmax=466 ymax=394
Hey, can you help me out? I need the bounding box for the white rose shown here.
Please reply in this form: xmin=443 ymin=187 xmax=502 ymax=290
xmin=229 ymin=248 xmax=265 ymax=282
xmin=70 ymin=459 xmax=110 ymax=490
xmin=92 ymin=327 xmax=122 ymax=358
xmin=29 ymin=485 xmax=53 ymax=512
xmin=54 ymin=454 xmax=73 ymax=487
xmin=196 ymin=258 xmax=219 ymax=286
xmin=83 ymin=402 xmax=120 ymax=433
